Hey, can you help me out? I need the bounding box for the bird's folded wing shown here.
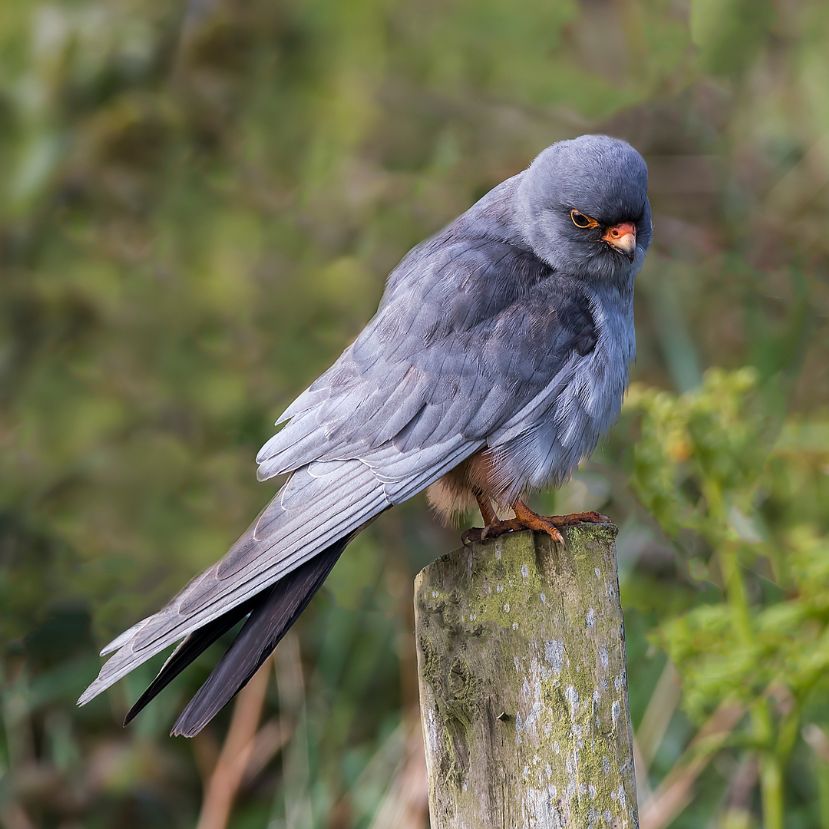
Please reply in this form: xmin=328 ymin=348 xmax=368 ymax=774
xmin=254 ymin=238 xmax=581 ymax=481
xmin=78 ymin=434 xmax=481 ymax=705
xmin=80 ymin=234 xmax=587 ymax=706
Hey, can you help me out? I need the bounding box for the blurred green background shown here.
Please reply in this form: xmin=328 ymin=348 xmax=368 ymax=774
xmin=2 ymin=0 xmax=828 ymax=827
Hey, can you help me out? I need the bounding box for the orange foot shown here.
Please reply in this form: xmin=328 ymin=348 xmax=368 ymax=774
xmin=462 ymin=502 xmax=609 ymax=547
xmin=461 ymin=518 xmax=526 ymax=546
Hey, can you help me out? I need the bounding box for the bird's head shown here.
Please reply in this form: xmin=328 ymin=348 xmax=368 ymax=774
xmin=517 ymin=135 xmax=652 ymax=284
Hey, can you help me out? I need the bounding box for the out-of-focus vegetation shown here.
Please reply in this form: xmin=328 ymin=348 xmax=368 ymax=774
xmin=1 ymin=0 xmax=827 ymax=827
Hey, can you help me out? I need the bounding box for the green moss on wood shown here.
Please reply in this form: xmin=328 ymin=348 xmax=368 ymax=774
xmin=414 ymin=524 xmax=638 ymax=829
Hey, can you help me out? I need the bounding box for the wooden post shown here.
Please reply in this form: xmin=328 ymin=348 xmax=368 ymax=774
xmin=414 ymin=524 xmax=638 ymax=828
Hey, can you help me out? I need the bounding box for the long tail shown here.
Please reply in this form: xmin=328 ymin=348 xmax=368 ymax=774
xmin=124 ymin=536 xmax=349 ymax=737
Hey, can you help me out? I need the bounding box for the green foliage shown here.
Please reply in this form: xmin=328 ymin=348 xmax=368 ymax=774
xmin=628 ymin=368 xmax=766 ymax=537
xmin=629 ymin=370 xmax=829 ymax=710
xmin=624 ymin=370 xmax=829 ymax=827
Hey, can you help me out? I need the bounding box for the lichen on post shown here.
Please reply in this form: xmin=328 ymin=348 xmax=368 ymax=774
xmin=414 ymin=524 xmax=638 ymax=828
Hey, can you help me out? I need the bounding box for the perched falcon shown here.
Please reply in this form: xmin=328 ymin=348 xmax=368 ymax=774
xmin=79 ymin=134 xmax=652 ymax=736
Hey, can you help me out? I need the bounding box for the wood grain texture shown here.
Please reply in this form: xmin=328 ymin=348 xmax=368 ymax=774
xmin=414 ymin=524 xmax=638 ymax=828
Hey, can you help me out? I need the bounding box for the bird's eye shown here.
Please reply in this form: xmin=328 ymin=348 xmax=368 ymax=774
xmin=570 ymin=209 xmax=598 ymax=229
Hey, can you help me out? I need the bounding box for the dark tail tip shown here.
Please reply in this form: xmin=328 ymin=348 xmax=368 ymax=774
xmin=122 ymin=600 xmax=253 ymax=726
xmin=170 ymin=540 xmax=347 ymax=737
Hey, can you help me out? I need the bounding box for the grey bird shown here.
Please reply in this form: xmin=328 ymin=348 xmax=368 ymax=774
xmin=78 ymin=134 xmax=652 ymax=736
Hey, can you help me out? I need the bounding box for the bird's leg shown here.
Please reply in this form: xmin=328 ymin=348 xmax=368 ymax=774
xmin=461 ymin=491 xmax=524 ymax=546
xmin=512 ymin=500 xmax=610 ymax=545
xmin=475 ymin=491 xmax=498 ymax=526
xmin=462 ymin=494 xmax=610 ymax=547
xmin=511 ymin=500 xmax=565 ymax=544
xmin=541 ymin=510 xmax=611 ymax=526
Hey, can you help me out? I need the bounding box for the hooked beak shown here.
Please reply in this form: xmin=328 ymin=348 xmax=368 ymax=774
xmin=602 ymin=222 xmax=637 ymax=261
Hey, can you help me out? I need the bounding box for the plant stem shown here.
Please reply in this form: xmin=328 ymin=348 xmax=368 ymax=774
xmin=707 ymin=481 xmax=784 ymax=829
xmin=758 ymin=742 xmax=784 ymax=829
xmin=726 ymin=550 xmax=785 ymax=829
xmin=818 ymin=759 xmax=829 ymax=829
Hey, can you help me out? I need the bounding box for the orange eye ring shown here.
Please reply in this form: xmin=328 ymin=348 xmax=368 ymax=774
xmin=570 ymin=209 xmax=599 ymax=229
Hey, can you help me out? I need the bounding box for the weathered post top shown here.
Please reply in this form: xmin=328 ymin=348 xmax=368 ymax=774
xmin=414 ymin=524 xmax=638 ymax=829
